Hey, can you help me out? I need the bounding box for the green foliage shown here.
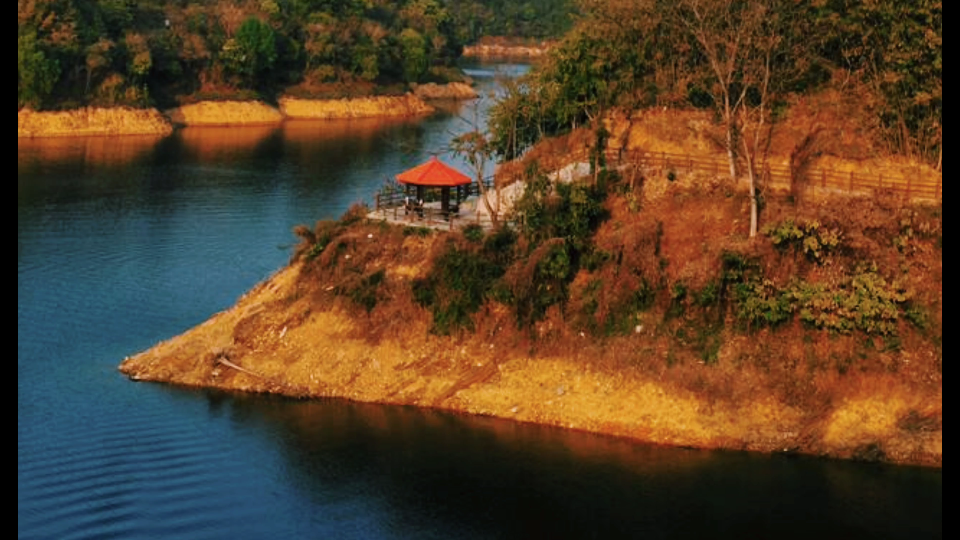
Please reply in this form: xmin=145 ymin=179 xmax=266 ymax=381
xmin=18 ymin=31 xmax=60 ymax=109
xmin=402 ymin=225 xmax=433 ymax=237
xmin=580 ymin=248 xmax=611 ymax=272
xmin=696 ymin=281 xmax=720 ymax=307
xmin=720 ymin=251 xmax=759 ymax=289
xmin=413 ymin=232 xmax=516 ymax=335
xmin=893 ymin=208 xmax=942 ymax=254
xmin=763 ymin=219 xmax=842 ymax=263
xmin=489 ymin=0 xmax=941 ymax=165
xmin=17 ymin=0 xmax=480 ymax=109
xmin=666 ymin=282 xmax=688 ymax=319
xmin=735 ymin=279 xmax=795 ymax=328
xmin=223 ymin=18 xmax=277 ymax=87
xmin=818 ymin=0 xmax=942 ymax=161
xmin=446 ymin=0 xmax=573 ymax=43
xmin=342 ymin=269 xmax=386 ymax=313
xmin=514 ymin=167 xmax=607 ymax=252
xmin=789 ymin=270 xmax=909 ymax=335
xmin=305 ymin=242 xmax=326 ymax=261
xmin=462 ymin=223 xmax=485 ymax=243
xmin=729 ymin=267 xmax=911 ymax=335
xmin=399 ymin=28 xmax=428 ymax=83
xmin=506 ymin=240 xmax=573 ymax=328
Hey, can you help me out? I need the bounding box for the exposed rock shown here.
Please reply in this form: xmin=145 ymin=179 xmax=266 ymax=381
xmin=165 ymin=100 xmax=283 ymax=126
xmin=279 ymin=94 xmax=434 ymax=119
xmin=411 ymin=82 xmax=478 ymax=100
xmin=18 ymin=107 xmax=173 ymax=137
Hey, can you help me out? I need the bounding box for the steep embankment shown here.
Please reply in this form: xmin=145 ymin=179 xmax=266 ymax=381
xmin=18 ymin=107 xmax=173 ymax=137
xmin=411 ymin=82 xmax=478 ymax=100
xmin=118 ymin=258 xmax=941 ymax=467
xmin=279 ymin=94 xmax=434 ymax=120
xmin=165 ymin=100 xmax=284 ymax=126
xmin=462 ymin=38 xmax=551 ymax=58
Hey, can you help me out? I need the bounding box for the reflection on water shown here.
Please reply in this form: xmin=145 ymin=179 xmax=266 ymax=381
xmin=207 ymin=391 xmax=941 ymax=540
xmin=176 ymin=125 xmax=282 ymax=161
xmin=17 ymin=134 xmax=165 ymax=171
xmin=282 ymin=117 xmax=425 ymax=144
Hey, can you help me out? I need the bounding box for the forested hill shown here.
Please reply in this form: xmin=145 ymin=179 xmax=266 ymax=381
xmin=17 ymin=0 xmax=573 ymax=110
xmin=488 ymin=0 xmax=942 ymax=168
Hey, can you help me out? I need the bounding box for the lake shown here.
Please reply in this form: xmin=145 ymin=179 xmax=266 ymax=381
xmin=18 ymin=62 xmax=940 ymax=539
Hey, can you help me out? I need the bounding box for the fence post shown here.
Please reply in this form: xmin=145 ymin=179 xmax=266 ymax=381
xmin=375 ymin=193 xmax=380 ymax=212
xmin=849 ymin=171 xmax=854 ymax=191
xmin=878 ymin=173 xmax=883 ymax=190
xmin=688 ymin=155 xmax=693 ymax=172
xmin=906 ymin=172 xmax=913 ymax=200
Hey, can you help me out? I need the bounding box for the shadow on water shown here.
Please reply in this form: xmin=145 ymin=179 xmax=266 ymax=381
xmin=194 ymin=389 xmax=942 ymax=540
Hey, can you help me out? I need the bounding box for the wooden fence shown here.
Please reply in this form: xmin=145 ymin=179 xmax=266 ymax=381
xmin=371 ymin=149 xmax=940 ymax=231
xmin=606 ymin=149 xmax=941 ymax=203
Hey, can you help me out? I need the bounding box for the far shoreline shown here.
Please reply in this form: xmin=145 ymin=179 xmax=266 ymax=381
xmin=18 ymin=83 xmax=480 ymax=138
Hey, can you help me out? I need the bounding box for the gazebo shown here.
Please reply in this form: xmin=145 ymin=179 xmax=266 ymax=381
xmin=396 ymin=156 xmax=473 ymax=217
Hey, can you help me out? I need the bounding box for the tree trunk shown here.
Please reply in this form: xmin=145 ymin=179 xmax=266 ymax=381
xmin=475 ymin=172 xmax=499 ymax=226
xmin=742 ymin=135 xmax=758 ymax=238
xmin=723 ymin=98 xmax=738 ymax=183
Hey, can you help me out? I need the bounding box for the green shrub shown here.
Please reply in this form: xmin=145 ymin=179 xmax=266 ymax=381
xmin=696 ymin=281 xmax=720 ymax=307
xmin=904 ymin=305 xmax=929 ymax=330
xmin=762 ymin=219 xmax=841 ymax=263
xmin=463 ymin=223 xmax=485 ymax=243
xmin=412 ymin=240 xmax=512 ymax=335
xmin=735 ymin=279 xmax=794 ymax=328
xmin=605 ymin=282 xmax=655 ymax=336
xmin=666 ymin=282 xmax=688 ymax=319
xmin=402 ymin=225 xmax=432 ymax=237
xmin=580 ymin=248 xmax=611 ymax=272
xmin=514 ymin=167 xmax=607 ymax=252
xmin=342 ymin=269 xmax=385 ymax=313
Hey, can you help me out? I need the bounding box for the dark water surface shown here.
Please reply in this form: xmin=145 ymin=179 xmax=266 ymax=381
xmin=19 ymin=64 xmax=940 ymax=539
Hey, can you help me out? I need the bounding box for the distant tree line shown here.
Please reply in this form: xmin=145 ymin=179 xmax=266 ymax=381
xmin=489 ymin=0 xmax=942 ymax=173
xmin=17 ymin=0 xmax=573 ymax=110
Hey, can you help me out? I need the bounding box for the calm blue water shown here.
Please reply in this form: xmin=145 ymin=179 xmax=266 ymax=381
xmin=19 ymin=64 xmax=940 ymax=539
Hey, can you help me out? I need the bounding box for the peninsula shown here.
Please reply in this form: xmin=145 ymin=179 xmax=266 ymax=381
xmin=121 ymin=127 xmax=942 ymax=467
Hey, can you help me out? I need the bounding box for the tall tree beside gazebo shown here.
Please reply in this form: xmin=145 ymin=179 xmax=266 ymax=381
xmin=452 ymin=131 xmax=500 ymax=226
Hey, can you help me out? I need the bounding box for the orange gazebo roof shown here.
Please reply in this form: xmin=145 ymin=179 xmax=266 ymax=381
xmin=396 ymin=156 xmax=472 ymax=187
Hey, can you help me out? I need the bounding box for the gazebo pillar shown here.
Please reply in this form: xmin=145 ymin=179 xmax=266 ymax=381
xmin=441 ymin=186 xmax=450 ymax=214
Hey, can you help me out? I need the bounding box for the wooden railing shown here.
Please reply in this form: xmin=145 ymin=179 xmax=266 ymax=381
xmin=374 ymin=177 xmax=495 ymax=210
xmin=606 ymin=149 xmax=941 ymax=202
xmin=373 ymin=176 xmax=500 ymax=230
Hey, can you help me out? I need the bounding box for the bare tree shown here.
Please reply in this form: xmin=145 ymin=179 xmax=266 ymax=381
xmin=676 ymin=0 xmax=798 ymax=237
xmin=452 ymin=99 xmax=500 ymax=226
